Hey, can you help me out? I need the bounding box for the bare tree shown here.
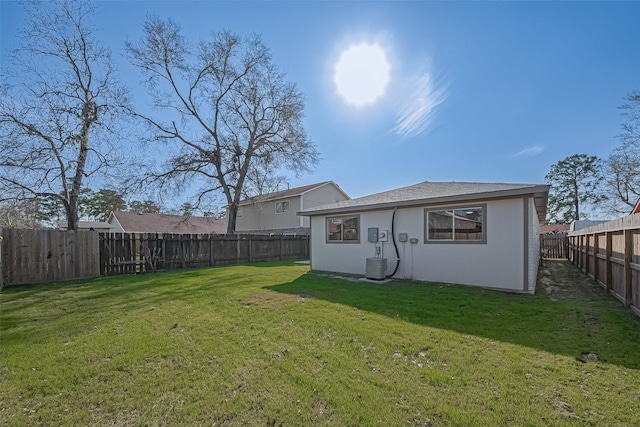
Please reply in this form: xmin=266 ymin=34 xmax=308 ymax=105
xmin=0 ymin=0 xmax=130 ymax=230
xmin=0 ymin=199 xmax=49 ymax=229
xmin=126 ymin=18 xmax=319 ymax=233
xmin=601 ymin=92 xmax=640 ymax=214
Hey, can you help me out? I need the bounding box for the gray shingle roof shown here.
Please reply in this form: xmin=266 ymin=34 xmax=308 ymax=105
xmin=298 ymin=181 xmax=549 ymax=221
xmin=110 ymin=211 xmax=227 ymax=234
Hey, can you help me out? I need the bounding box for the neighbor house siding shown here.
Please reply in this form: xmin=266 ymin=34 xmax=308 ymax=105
xmin=237 ymin=197 xmax=301 ymax=232
xmin=300 ymin=186 xmax=350 ymax=228
xmin=109 ymin=216 xmax=125 ymax=233
xmin=310 ymin=198 xmax=528 ymax=292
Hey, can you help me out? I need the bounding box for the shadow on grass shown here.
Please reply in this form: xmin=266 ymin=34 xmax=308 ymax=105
xmin=266 ymin=262 xmax=640 ymax=370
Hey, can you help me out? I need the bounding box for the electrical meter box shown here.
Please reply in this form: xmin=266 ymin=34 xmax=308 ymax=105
xmin=398 ymin=233 xmax=408 ymax=242
xmin=367 ymin=227 xmax=379 ymax=243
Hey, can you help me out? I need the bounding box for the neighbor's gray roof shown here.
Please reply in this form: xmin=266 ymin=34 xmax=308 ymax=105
xmin=297 ymin=181 xmax=550 ymax=221
xmin=57 ymin=220 xmax=113 ymax=231
xmin=110 ymin=211 xmax=227 ymax=234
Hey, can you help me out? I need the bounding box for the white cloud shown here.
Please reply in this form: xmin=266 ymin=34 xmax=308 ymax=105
xmin=513 ymin=145 xmax=545 ymax=158
xmin=393 ymin=73 xmax=446 ymax=138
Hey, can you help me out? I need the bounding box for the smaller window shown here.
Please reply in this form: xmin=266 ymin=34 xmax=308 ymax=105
xmin=236 ymin=207 xmax=243 ymax=218
xmin=326 ymin=215 xmax=359 ymax=243
xmin=275 ymin=201 xmax=290 ymax=214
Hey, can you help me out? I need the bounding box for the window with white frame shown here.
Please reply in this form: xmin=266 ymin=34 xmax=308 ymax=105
xmin=275 ymin=201 xmax=290 ymax=214
xmin=236 ymin=207 xmax=243 ymax=218
xmin=425 ymin=205 xmax=486 ymax=243
xmin=326 ymin=215 xmax=359 ymax=243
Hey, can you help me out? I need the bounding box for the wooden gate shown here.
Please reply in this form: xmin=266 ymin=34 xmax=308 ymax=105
xmin=540 ymin=232 xmax=569 ymax=259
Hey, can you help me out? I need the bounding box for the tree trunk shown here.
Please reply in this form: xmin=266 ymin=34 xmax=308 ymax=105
xmin=574 ymin=181 xmax=580 ymax=220
xmin=226 ymin=203 xmax=237 ymax=234
xmin=65 ymin=199 xmax=78 ymax=231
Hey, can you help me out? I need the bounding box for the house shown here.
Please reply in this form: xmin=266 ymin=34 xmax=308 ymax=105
xmin=107 ymin=211 xmax=227 ymax=234
xmin=298 ymin=181 xmax=550 ymax=294
xmin=234 ymin=181 xmax=350 ymax=235
xmin=632 ymin=198 xmax=640 ymax=214
xmin=57 ymin=220 xmax=113 ymax=232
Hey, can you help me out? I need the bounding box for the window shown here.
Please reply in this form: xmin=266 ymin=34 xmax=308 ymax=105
xmin=326 ymin=215 xmax=359 ymax=243
xmin=425 ymin=205 xmax=486 ymax=243
xmin=275 ymin=201 xmax=290 ymax=214
xmin=236 ymin=207 xmax=243 ymax=218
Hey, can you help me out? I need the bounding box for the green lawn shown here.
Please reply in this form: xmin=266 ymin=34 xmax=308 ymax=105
xmin=1 ymin=260 xmax=639 ymax=426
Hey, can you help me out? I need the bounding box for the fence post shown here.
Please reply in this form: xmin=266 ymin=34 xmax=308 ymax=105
xmin=624 ymin=229 xmax=633 ymax=307
xmin=0 ymin=228 xmax=4 ymax=290
xmin=605 ymin=231 xmax=613 ymax=292
xmin=208 ymin=234 xmax=212 ymax=266
xmin=585 ymin=234 xmax=591 ymax=277
xmin=593 ymin=232 xmax=600 ymax=283
xmin=235 ymin=235 xmax=240 ymax=264
xmin=580 ymin=235 xmax=585 ymax=271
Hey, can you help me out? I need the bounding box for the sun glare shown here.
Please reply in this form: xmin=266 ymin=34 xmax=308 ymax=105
xmin=334 ymin=43 xmax=390 ymax=107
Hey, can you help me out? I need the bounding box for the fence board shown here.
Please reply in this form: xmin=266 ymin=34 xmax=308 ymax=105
xmin=569 ymin=213 xmax=640 ymax=317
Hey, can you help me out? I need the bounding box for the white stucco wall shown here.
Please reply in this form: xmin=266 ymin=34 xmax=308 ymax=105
xmin=310 ymin=197 xmax=534 ymax=292
xmin=527 ymin=197 xmax=541 ymax=294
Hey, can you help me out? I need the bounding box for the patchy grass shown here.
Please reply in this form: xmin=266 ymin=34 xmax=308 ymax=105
xmin=1 ymin=260 xmax=639 ymax=426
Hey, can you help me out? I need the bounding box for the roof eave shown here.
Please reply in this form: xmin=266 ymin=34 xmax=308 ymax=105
xmin=300 ymin=181 xmax=351 ymax=201
xmin=298 ymin=185 xmax=550 ymax=219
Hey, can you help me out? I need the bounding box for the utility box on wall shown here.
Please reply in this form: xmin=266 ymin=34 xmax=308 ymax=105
xmin=367 ymin=227 xmax=379 ymax=243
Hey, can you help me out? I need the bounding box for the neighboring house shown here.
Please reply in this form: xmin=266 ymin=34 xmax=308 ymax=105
xmin=57 ymin=221 xmax=113 ymax=232
xmin=298 ymin=181 xmax=550 ymax=294
xmin=107 ymin=211 xmax=227 ymax=234
xmin=540 ymin=224 xmax=570 ymax=234
xmin=234 ymin=181 xmax=350 ymax=235
xmin=632 ymin=198 xmax=640 ymax=215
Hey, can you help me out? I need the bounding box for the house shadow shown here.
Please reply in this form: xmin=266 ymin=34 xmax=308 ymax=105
xmin=265 ymin=266 xmax=640 ymax=371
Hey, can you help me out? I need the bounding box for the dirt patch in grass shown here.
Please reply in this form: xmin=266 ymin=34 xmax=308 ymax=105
xmin=244 ymin=291 xmax=303 ymax=306
xmin=537 ymin=259 xmax=607 ymax=302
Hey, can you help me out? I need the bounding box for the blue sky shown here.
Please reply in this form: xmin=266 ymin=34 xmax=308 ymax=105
xmin=2 ymin=1 xmax=639 ymax=206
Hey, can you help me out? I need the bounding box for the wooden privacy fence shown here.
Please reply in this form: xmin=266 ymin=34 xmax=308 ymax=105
xmin=0 ymin=228 xmax=100 ymax=287
xmin=540 ymin=232 xmax=569 ymax=259
xmin=568 ymin=213 xmax=640 ymax=317
xmin=99 ymin=233 xmax=309 ymax=276
xmin=0 ymin=229 xmax=309 ymax=286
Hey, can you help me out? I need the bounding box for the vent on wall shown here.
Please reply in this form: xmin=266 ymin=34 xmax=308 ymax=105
xmin=365 ymin=257 xmax=387 ymax=280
